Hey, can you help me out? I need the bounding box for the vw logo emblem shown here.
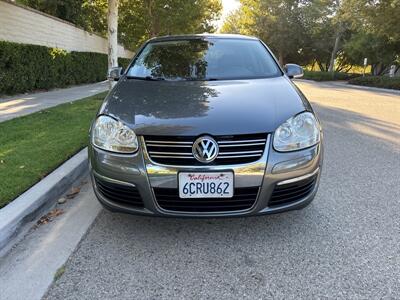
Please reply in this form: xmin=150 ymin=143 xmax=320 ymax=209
xmin=192 ymin=136 xmax=219 ymax=163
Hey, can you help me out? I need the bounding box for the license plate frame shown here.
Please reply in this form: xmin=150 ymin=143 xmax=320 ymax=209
xmin=178 ymin=171 xmax=234 ymax=199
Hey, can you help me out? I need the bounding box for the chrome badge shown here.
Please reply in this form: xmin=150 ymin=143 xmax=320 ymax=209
xmin=192 ymin=136 xmax=219 ymax=163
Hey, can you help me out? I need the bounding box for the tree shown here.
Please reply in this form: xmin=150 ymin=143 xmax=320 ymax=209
xmin=341 ymin=0 xmax=400 ymax=74
xmin=221 ymin=0 xmax=399 ymax=73
xmin=220 ymin=5 xmax=252 ymax=35
xmin=108 ymin=0 xmax=118 ymax=73
xmin=343 ymin=32 xmax=399 ymax=75
xmin=18 ymin=0 xmax=85 ymax=25
xmin=221 ymin=0 xmax=316 ymax=65
xmin=81 ymin=0 xmax=108 ymax=35
xmin=118 ymin=0 xmax=222 ymax=50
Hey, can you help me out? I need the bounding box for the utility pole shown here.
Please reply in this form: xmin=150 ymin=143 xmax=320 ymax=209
xmin=108 ymin=0 xmax=118 ymax=88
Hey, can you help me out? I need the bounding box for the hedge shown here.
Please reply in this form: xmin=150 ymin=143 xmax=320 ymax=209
xmin=348 ymin=76 xmax=400 ymax=90
xmin=302 ymin=71 xmax=359 ymax=81
xmin=119 ymin=58 xmax=131 ymax=69
xmin=0 ymin=41 xmax=132 ymax=95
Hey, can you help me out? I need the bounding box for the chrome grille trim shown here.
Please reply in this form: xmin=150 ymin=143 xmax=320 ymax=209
xmin=143 ymin=134 xmax=268 ymax=166
xmin=218 ymin=139 xmax=266 ymax=144
xmin=146 ymin=144 xmax=192 ymax=148
xmin=145 ymin=140 xmax=192 ymax=145
xmin=149 ymin=151 xmax=193 ymax=156
xmin=219 ymin=142 xmax=265 ymax=147
xmin=151 ymin=155 xmax=194 ymax=159
xmin=217 ymin=154 xmax=262 ymax=159
xmin=143 ymin=135 xmax=270 ymax=189
xmin=218 ymin=150 xmax=263 ymax=155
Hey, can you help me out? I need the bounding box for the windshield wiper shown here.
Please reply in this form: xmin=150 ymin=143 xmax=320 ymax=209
xmin=184 ymin=77 xmax=219 ymax=81
xmin=127 ymin=76 xmax=165 ymax=81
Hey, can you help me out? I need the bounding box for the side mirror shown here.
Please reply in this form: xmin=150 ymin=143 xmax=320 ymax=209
xmin=107 ymin=67 xmax=124 ymax=81
xmin=284 ymin=64 xmax=304 ymax=79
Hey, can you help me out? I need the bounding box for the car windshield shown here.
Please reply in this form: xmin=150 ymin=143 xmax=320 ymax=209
xmin=126 ymin=38 xmax=282 ymax=81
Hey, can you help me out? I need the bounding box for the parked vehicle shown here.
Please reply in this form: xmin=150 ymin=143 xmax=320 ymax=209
xmin=89 ymin=34 xmax=323 ymax=217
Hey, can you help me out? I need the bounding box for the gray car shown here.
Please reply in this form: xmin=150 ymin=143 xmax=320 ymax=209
xmin=89 ymin=34 xmax=323 ymax=217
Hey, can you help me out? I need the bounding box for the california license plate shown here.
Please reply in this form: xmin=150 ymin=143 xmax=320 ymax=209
xmin=178 ymin=172 xmax=234 ymax=198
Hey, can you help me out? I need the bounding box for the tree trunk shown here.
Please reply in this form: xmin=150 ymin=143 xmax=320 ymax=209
xmin=395 ymin=65 xmax=400 ymax=76
xmin=373 ymin=63 xmax=386 ymax=76
xmin=278 ymin=51 xmax=284 ymax=67
xmin=147 ymin=0 xmax=159 ymax=37
xmin=317 ymin=61 xmax=326 ymax=72
xmin=328 ymin=32 xmax=341 ymax=73
xmin=311 ymin=60 xmax=316 ymax=71
xmin=108 ymin=0 xmax=118 ymax=88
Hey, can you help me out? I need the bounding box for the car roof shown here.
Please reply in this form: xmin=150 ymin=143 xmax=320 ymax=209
xmin=148 ymin=34 xmax=259 ymax=43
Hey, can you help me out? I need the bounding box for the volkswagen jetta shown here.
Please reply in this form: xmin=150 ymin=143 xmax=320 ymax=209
xmin=89 ymin=34 xmax=323 ymax=217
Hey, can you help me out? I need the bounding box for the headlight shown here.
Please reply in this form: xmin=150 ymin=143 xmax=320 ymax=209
xmin=92 ymin=115 xmax=138 ymax=153
xmin=273 ymin=112 xmax=320 ymax=152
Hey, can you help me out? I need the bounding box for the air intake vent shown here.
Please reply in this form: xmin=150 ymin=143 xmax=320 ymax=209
xmin=153 ymin=187 xmax=259 ymax=213
xmin=94 ymin=176 xmax=144 ymax=208
xmin=144 ymin=134 xmax=267 ymax=166
xmin=269 ymin=174 xmax=317 ymax=207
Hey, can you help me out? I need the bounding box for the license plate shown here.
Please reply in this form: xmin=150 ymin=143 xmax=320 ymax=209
xmin=178 ymin=172 xmax=234 ymax=198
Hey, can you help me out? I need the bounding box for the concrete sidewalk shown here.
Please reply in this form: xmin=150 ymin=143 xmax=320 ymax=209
xmin=0 ymin=81 xmax=109 ymax=123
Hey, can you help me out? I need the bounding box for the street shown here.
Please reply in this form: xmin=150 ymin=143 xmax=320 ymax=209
xmin=41 ymin=81 xmax=400 ymax=299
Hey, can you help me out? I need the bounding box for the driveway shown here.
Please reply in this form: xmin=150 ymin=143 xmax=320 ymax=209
xmin=24 ymin=81 xmax=400 ymax=299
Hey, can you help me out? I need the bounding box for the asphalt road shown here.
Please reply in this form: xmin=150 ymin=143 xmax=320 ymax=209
xmin=44 ymin=81 xmax=400 ymax=299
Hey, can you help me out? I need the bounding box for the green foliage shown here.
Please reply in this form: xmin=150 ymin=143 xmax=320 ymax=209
xmin=349 ymin=76 xmax=400 ymax=90
xmin=0 ymin=41 xmax=109 ymax=95
xmin=118 ymin=0 xmax=223 ymax=50
xmin=54 ymin=265 xmax=66 ymax=281
xmin=0 ymin=92 xmax=106 ymax=208
xmin=221 ymin=0 xmax=312 ymax=64
xmin=118 ymin=57 xmax=132 ymax=69
xmin=342 ymin=32 xmax=399 ymax=75
xmin=303 ymin=71 xmax=358 ymax=81
xmin=222 ymin=0 xmax=399 ymax=74
xmin=81 ymin=0 xmax=108 ymax=35
xmin=18 ymin=0 xmax=84 ymax=25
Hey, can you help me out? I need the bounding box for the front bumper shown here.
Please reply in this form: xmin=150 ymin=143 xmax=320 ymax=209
xmin=89 ymin=135 xmax=323 ymax=217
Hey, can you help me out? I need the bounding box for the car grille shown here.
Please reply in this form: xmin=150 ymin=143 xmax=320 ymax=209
xmin=269 ymin=174 xmax=317 ymax=207
xmin=153 ymin=187 xmax=259 ymax=213
xmin=143 ymin=134 xmax=268 ymax=165
xmin=94 ymin=176 xmax=144 ymax=208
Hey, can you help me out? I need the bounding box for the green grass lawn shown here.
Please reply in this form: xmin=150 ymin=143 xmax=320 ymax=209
xmin=0 ymin=92 xmax=106 ymax=208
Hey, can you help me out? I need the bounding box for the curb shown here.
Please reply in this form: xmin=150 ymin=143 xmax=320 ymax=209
xmin=0 ymin=148 xmax=88 ymax=254
xmin=344 ymin=83 xmax=400 ymax=95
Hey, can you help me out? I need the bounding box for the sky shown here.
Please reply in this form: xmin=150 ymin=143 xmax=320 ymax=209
xmin=218 ymin=0 xmax=241 ymax=30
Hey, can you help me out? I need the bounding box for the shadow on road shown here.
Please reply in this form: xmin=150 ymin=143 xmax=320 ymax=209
xmin=313 ymin=102 xmax=400 ymax=149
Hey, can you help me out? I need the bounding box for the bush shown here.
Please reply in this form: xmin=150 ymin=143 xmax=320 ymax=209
xmin=302 ymin=71 xmax=358 ymax=81
xmin=0 ymin=41 xmax=132 ymax=95
xmin=119 ymin=58 xmax=132 ymax=69
xmin=348 ymin=76 xmax=400 ymax=90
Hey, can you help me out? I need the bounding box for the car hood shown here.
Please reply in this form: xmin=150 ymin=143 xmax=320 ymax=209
xmin=100 ymin=76 xmax=310 ymax=136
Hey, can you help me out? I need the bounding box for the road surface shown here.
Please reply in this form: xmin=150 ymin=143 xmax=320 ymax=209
xmin=20 ymin=81 xmax=400 ymax=299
